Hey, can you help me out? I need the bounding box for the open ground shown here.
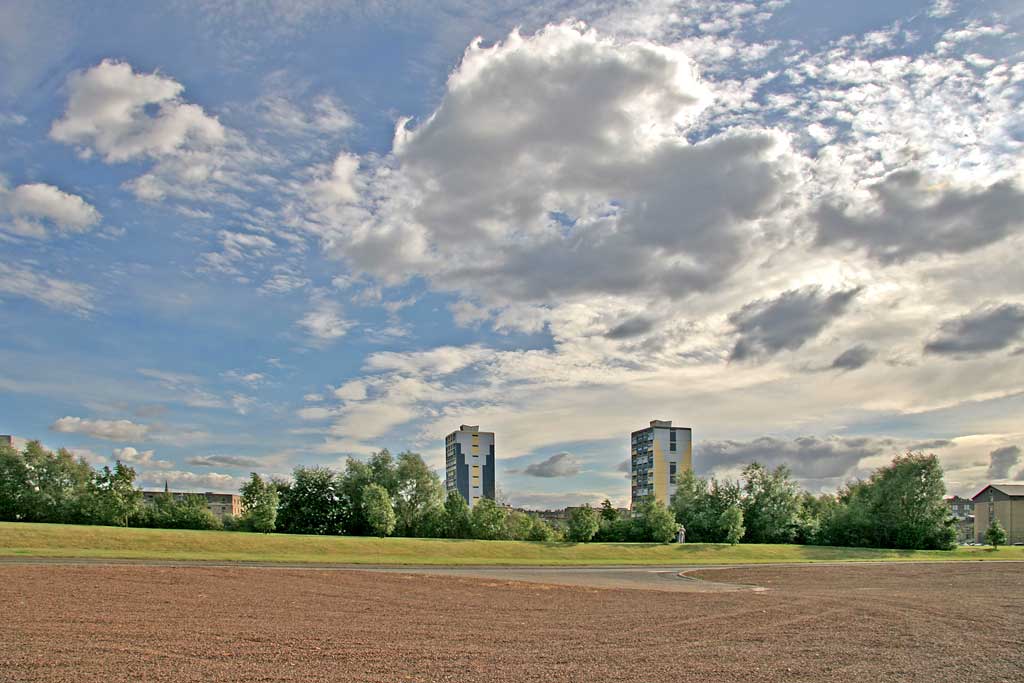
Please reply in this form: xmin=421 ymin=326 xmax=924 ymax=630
xmin=3 ymin=561 xmax=1023 ymax=682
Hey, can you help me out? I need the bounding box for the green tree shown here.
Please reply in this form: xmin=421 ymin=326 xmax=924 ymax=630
xmin=363 ymin=483 xmax=396 ymax=537
xmin=599 ymin=499 xmax=618 ymax=522
xmin=525 ymin=514 xmax=556 ymax=542
xmin=740 ymin=463 xmax=802 ymax=544
xmin=670 ymin=471 xmax=742 ymax=543
xmin=88 ymin=461 xmax=142 ymax=527
xmin=721 ymin=505 xmax=745 ymax=545
xmin=442 ymin=491 xmax=472 ymax=539
xmin=240 ymin=473 xmax=279 ymax=533
xmin=275 ymin=466 xmax=344 ymax=535
xmin=392 ymin=451 xmax=445 ymax=537
xmin=0 ymin=442 xmax=28 ymax=521
xmin=633 ymin=500 xmax=679 ymax=543
xmin=337 ymin=458 xmax=373 ymax=535
xmin=566 ymin=505 xmax=600 ymax=543
xmin=140 ymin=493 xmax=221 ymax=530
xmin=502 ymin=509 xmax=535 ymax=540
xmin=985 ymin=518 xmax=1007 ymax=549
xmin=470 ymin=498 xmax=507 ymax=540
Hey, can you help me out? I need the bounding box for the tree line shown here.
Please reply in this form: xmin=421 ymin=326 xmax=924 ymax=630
xmin=1 ymin=439 xmax=965 ymax=550
xmin=0 ymin=441 xmax=223 ymax=530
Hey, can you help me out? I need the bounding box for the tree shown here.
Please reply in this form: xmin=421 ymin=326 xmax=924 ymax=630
xmin=141 ymin=492 xmax=221 ymax=530
xmin=599 ymin=499 xmax=618 ymax=522
xmin=525 ymin=514 xmax=557 ymax=542
xmin=633 ymin=500 xmax=679 ymax=543
xmin=670 ymin=471 xmax=742 ymax=543
xmin=392 ymin=451 xmax=445 ymax=537
xmin=240 ymin=473 xmax=278 ymax=533
xmin=0 ymin=442 xmax=30 ymax=521
xmin=502 ymin=509 xmax=535 ymax=541
xmin=442 ymin=492 xmax=472 ymax=539
xmin=88 ymin=461 xmax=142 ymax=527
xmin=337 ymin=458 xmax=374 ymax=535
xmin=985 ymin=519 xmax=1008 ymax=549
xmin=275 ymin=466 xmax=344 ymax=535
xmin=566 ymin=505 xmax=600 ymax=543
xmin=470 ymin=498 xmax=507 ymax=540
xmin=721 ymin=505 xmax=745 ymax=545
xmin=363 ymin=483 xmax=396 ymax=537
xmin=820 ymin=452 xmax=956 ymax=550
xmin=740 ymin=463 xmax=802 ymax=544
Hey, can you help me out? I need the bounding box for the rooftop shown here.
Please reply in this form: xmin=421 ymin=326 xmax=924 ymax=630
xmin=972 ymin=484 xmax=1024 ymax=500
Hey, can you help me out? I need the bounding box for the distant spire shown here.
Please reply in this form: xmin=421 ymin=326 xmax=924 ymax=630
xmin=164 ymin=480 xmax=169 ymax=494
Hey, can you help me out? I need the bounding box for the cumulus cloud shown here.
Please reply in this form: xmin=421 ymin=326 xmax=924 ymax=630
xmin=0 ymin=262 xmax=95 ymax=315
xmin=0 ymin=182 xmax=101 ymax=239
xmin=186 ymin=454 xmax=264 ymax=468
xmin=815 ymin=170 xmax=1024 ymax=263
xmin=51 ymin=416 xmax=150 ymax=441
xmin=136 ymin=470 xmax=242 ymax=492
xmin=729 ymin=286 xmax=861 ymax=361
xmin=829 ymin=344 xmax=875 ymax=372
xmin=522 ymin=451 xmax=583 ymax=478
xmin=50 ymin=59 xmax=224 ymax=162
xmin=987 ymin=445 xmax=1021 ymax=480
xmin=303 ymin=23 xmax=798 ymax=305
xmin=925 ymin=303 xmax=1024 ymax=356
xmin=112 ymin=446 xmax=172 ymax=469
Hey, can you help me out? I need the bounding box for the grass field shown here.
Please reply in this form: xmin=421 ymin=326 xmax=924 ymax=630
xmin=1 ymin=522 xmax=1021 ymax=565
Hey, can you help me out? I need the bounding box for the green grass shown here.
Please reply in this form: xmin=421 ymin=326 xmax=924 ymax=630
xmin=1 ymin=522 xmax=1020 ymax=566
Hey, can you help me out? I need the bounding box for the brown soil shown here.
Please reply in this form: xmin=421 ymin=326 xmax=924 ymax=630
xmin=2 ymin=563 xmax=1021 ymax=682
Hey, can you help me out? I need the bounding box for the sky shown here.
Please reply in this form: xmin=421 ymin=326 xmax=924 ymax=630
xmin=1 ymin=0 xmax=1022 ymax=508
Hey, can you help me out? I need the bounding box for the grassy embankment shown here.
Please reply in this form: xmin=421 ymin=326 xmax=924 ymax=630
xmin=1 ymin=521 xmax=1020 ymax=566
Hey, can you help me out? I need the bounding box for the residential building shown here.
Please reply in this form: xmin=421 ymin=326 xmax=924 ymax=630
xmin=972 ymin=484 xmax=1024 ymax=544
xmin=445 ymin=425 xmax=495 ymax=507
xmin=945 ymin=495 xmax=975 ymax=543
xmin=0 ymin=435 xmax=25 ymax=450
xmin=630 ymin=420 xmax=692 ymax=507
xmin=141 ymin=489 xmax=243 ymax=519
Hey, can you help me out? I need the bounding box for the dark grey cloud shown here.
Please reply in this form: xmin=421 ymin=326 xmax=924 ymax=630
xmin=829 ymin=344 xmax=875 ymax=371
xmin=605 ymin=315 xmax=656 ymax=340
xmin=522 ymin=451 xmax=582 ymax=478
xmin=924 ymin=303 xmax=1024 ymax=356
xmin=815 ymin=170 xmax=1024 ymax=263
xmin=729 ymin=286 xmax=861 ymax=361
xmin=695 ymin=435 xmax=894 ymax=488
xmin=987 ymin=445 xmax=1021 ymax=480
xmin=186 ymin=454 xmax=264 ymax=468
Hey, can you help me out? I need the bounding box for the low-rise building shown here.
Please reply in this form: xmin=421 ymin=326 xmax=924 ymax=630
xmin=142 ymin=489 xmax=242 ymax=519
xmin=945 ymin=495 xmax=975 ymax=543
xmin=972 ymin=484 xmax=1024 ymax=544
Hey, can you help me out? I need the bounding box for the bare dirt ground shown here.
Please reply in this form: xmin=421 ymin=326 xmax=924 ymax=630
xmin=2 ymin=562 xmax=1021 ymax=682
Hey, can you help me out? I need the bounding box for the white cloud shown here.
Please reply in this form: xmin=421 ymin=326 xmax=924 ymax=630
xmin=135 ymin=469 xmax=243 ymax=493
xmin=297 ymin=293 xmax=352 ymax=346
xmin=51 ymin=416 xmax=150 ymax=441
xmin=112 ymin=446 xmax=173 ymax=469
xmin=0 ymin=182 xmax=101 ymax=239
xmin=50 ymin=59 xmax=224 ymax=162
xmin=301 ymin=22 xmax=797 ymax=306
xmin=199 ymin=230 xmax=276 ymax=274
xmin=0 ymin=262 xmax=95 ymax=315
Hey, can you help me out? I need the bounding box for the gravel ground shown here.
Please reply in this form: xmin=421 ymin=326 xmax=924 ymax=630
xmin=2 ymin=562 xmax=1021 ymax=682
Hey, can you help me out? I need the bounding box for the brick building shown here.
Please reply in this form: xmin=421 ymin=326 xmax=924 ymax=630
xmin=142 ymin=489 xmax=242 ymax=519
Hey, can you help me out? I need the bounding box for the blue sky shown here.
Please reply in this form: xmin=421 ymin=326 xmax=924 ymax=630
xmin=1 ymin=0 xmax=1023 ymax=507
